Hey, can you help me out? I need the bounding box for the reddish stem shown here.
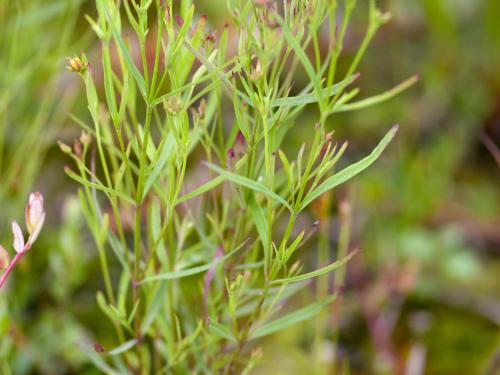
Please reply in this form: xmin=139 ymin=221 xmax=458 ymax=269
xmin=0 ymin=251 xmax=25 ymax=289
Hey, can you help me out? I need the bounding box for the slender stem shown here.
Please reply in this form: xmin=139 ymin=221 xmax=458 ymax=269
xmin=0 ymin=251 xmax=25 ymax=289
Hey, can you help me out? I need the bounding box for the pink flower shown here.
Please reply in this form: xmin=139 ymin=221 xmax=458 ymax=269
xmin=25 ymin=192 xmax=46 ymax=248
xmin=12 ymin=221 xmax=25 ymax=253
xmin=0 ymin=192 xmax=46 ymax=289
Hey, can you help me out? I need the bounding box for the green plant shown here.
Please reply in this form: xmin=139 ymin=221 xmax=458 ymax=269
xmin=62 ymin=0 xmax=414 ymax=373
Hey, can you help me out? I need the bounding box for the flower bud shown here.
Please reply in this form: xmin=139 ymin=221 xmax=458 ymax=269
xmin=164 ymin=96 xmax=183 ymax=115
xmin=226 ymin=148 xmax=236 ymax=169
xmin=235 ymin=131 xmax=247 ymax=153
xmin=80 ymin=131 xmax=92 ymax=146
xmin=73 ymin=139 xmax=83 ymax=158
xmin=25 ymin=192 xmax=46 ymax=246
xmin=0 ymin=245 xmax=9 ymax=270
xmin=58 ymin=141 xmax=72 ymax=154
xmin=65 ymin=55 xmax=88 ymax=73
xmin=12 ymin=221 xmax=25 ymax=254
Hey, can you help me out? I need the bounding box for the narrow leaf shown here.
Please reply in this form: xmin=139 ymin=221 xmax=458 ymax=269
xmin=270 ymin=74 xmax=358 ymax=108
xmin=271 ymin=249 xmax=359 ymax=285
xmin=277 ymin=16 xmax=323 ymax=103
xmin=250 ymin=294 xmax=337 ymax=339
xmin=108 ymin=339 xmax=138 ymax=356
xmin=112 ymin=31 xmax=147 ymax=99
xmin=333 ymin=75 xmax=418 ymax=113
xmin=205 ymin=162 xmax=292 ymax=211
xmin=142 ymin=133 xmax=176 ymax=200
xmin=248 ymin=193 xmax=270 ymax=260
xmin=209 ymin=320 xmax=237 ymax=343
xmin=65 ymin=168 xmax=136 ymax=205
xmin=176 ymin=175 xmax=225 ymax=205
xmin=140 ymin=240 xmax=247 ymax=283
xmin=300 ymin=125 xmax=398 ymax=211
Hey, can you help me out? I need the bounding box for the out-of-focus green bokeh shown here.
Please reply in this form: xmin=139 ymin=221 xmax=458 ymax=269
xmin=1 ymin=0 xmax=499 ymax=374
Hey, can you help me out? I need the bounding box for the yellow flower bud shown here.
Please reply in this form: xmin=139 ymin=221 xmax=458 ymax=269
xmin=65 ymin=55 xmax=88 ymax=73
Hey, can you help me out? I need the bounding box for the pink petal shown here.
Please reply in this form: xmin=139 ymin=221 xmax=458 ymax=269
xmin=26 ymin=212 xmax=46 ymax=248
xmin=12 ymin=221 xmax=25 ymax=253
xmin=26 ymin=192 xmax=45 ymax=235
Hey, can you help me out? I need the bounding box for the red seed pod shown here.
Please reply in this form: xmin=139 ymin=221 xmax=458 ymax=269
xmin=234 ymin=131 xmax=247 ymax=156
xmin=93 ymin=342 xmax=105 ymax=353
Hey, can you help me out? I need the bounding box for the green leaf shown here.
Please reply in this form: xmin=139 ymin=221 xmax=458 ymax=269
xmin=176 ymin=175 xmax=225 ymax=205
xmin=333 ymin=75 xmax=418 ymax=113
xmin=300 ymin=125 xmax=398 ymax=211
xmin=141 ymin=281 xmax=167 ymax=334
xmin=142 ymin=133 xmax=176 ymax=200
xmin=248 ymin=192 xmax=270 ymax=261
xmin=209 ymin=320 xmax=237 ymax=343
xmin=140 ymin=240 xmax=247 ymax=283
xmin=236 ymin=281 xmax=309 ymax=318
xmin=271 ymin=249 xmax=359 ymax=285
xmin=205 ymin=162 xmax=292 ymax=212
xmin=112 ymin=30 xmax=147 ymax=99
xmin=65 ymin=168 xmax=136 ymax=205
xmin=270 ymin=74 xmax=358 ymax=108
xmin=250 ymin=294 xmax=337 ymax=339
xmin=282 ymin=231 xmax=304 ymax=264
xmin=80 ymin=344 xmax=120 ymax=375
xmin=108 ymin=339 xmax=138 ymax=356
xmin=277 ymin=16 xmax=323 ymax=104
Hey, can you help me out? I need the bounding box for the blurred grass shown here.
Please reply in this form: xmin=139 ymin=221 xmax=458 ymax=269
xmin=0 ymin=0 xmax=499 ymax=374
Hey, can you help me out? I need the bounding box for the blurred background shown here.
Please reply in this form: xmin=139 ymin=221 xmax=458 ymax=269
xmin=1 ymin=0 xmax=499 ymax=374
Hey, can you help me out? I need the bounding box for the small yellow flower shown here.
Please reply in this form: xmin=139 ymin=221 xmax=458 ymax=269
xmin=65 ymin=55 xmax=87 ymax=73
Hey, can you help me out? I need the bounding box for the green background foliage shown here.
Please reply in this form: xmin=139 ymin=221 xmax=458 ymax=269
xmin=0 ymin=0 xmax=499 ymax=374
